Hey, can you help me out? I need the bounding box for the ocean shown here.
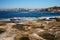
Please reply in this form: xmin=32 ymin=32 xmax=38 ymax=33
xmin=0 ymin=12 xmax=60 ymax=21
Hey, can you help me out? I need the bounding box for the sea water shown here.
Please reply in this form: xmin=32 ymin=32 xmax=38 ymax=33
xmin=0 ymin=12 xmax=60 ymax=21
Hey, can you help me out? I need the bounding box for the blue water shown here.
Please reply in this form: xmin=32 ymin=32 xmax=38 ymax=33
xmin=0 ymin=12 xmax=60 ymax=19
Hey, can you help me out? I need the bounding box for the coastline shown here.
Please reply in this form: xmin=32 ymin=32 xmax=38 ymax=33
xmin=0 ymin=12 xmax=60 ymax=40
xmin=0 ymin=16 xmax=60 ymax=22
xmin=0 ymin=17 xmax=60 ymax=40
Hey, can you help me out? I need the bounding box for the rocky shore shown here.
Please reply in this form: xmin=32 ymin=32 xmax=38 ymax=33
xmin=0 ymin=18 xmax=60 ymax=40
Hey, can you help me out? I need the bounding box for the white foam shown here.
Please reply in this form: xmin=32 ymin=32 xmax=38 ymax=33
xmin=0 ymin=16 xmax=60 ymax=22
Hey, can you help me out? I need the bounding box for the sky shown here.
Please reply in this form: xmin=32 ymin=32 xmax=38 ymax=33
xmin=0 ymin=0 xmax=60 ymax=9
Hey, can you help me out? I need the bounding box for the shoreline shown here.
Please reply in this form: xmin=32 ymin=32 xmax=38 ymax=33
xmin=0 ymin=16 xmax=60 ymax=22
xmin=0 ymin=16 xmax=60 ymax=40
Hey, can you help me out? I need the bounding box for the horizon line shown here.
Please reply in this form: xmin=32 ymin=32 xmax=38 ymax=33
xmin=0 ymin=6 xmax=60 ymax=9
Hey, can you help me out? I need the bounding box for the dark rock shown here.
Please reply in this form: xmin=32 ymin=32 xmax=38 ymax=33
xmin=0 ymin=28 xmax=6 ymax=34
xmin=20 ymin=37 xmax=30 ymax=40
xmin=39 ymin=32 xmax=55 ymax=40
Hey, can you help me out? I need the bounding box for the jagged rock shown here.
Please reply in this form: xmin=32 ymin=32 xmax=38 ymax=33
xmin=38 ymin=31 xmax=55 ymax=40
xmin=12 ymin=24 xmax=25 ymax=30
xmin=14 ymin=31 xmax=30 ymax=40
xmin=20 ymin=37 xmax=30 ymax=40
xmin=55 ymin=18 xmax=60 ymax=21
xmin=14 ymin=30 xmax=46 ymax=40
xmin=0 ymin=28 xmax=6 ymax=34
xmin=55 ymin=31 xmax=60 ymax=40
xmin=0 ymin=23 xmax=6 ymax=26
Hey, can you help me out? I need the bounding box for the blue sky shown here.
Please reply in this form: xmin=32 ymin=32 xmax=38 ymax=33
xmin=0 ymin=0 xmax=60 ymax=8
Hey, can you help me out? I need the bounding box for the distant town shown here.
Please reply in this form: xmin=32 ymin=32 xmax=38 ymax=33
xmin=0 ymin=6 xmax=60 ymax=12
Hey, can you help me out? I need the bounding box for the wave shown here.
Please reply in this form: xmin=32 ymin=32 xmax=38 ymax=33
xmin=0 ymin=16 xmax=60 ymax=22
